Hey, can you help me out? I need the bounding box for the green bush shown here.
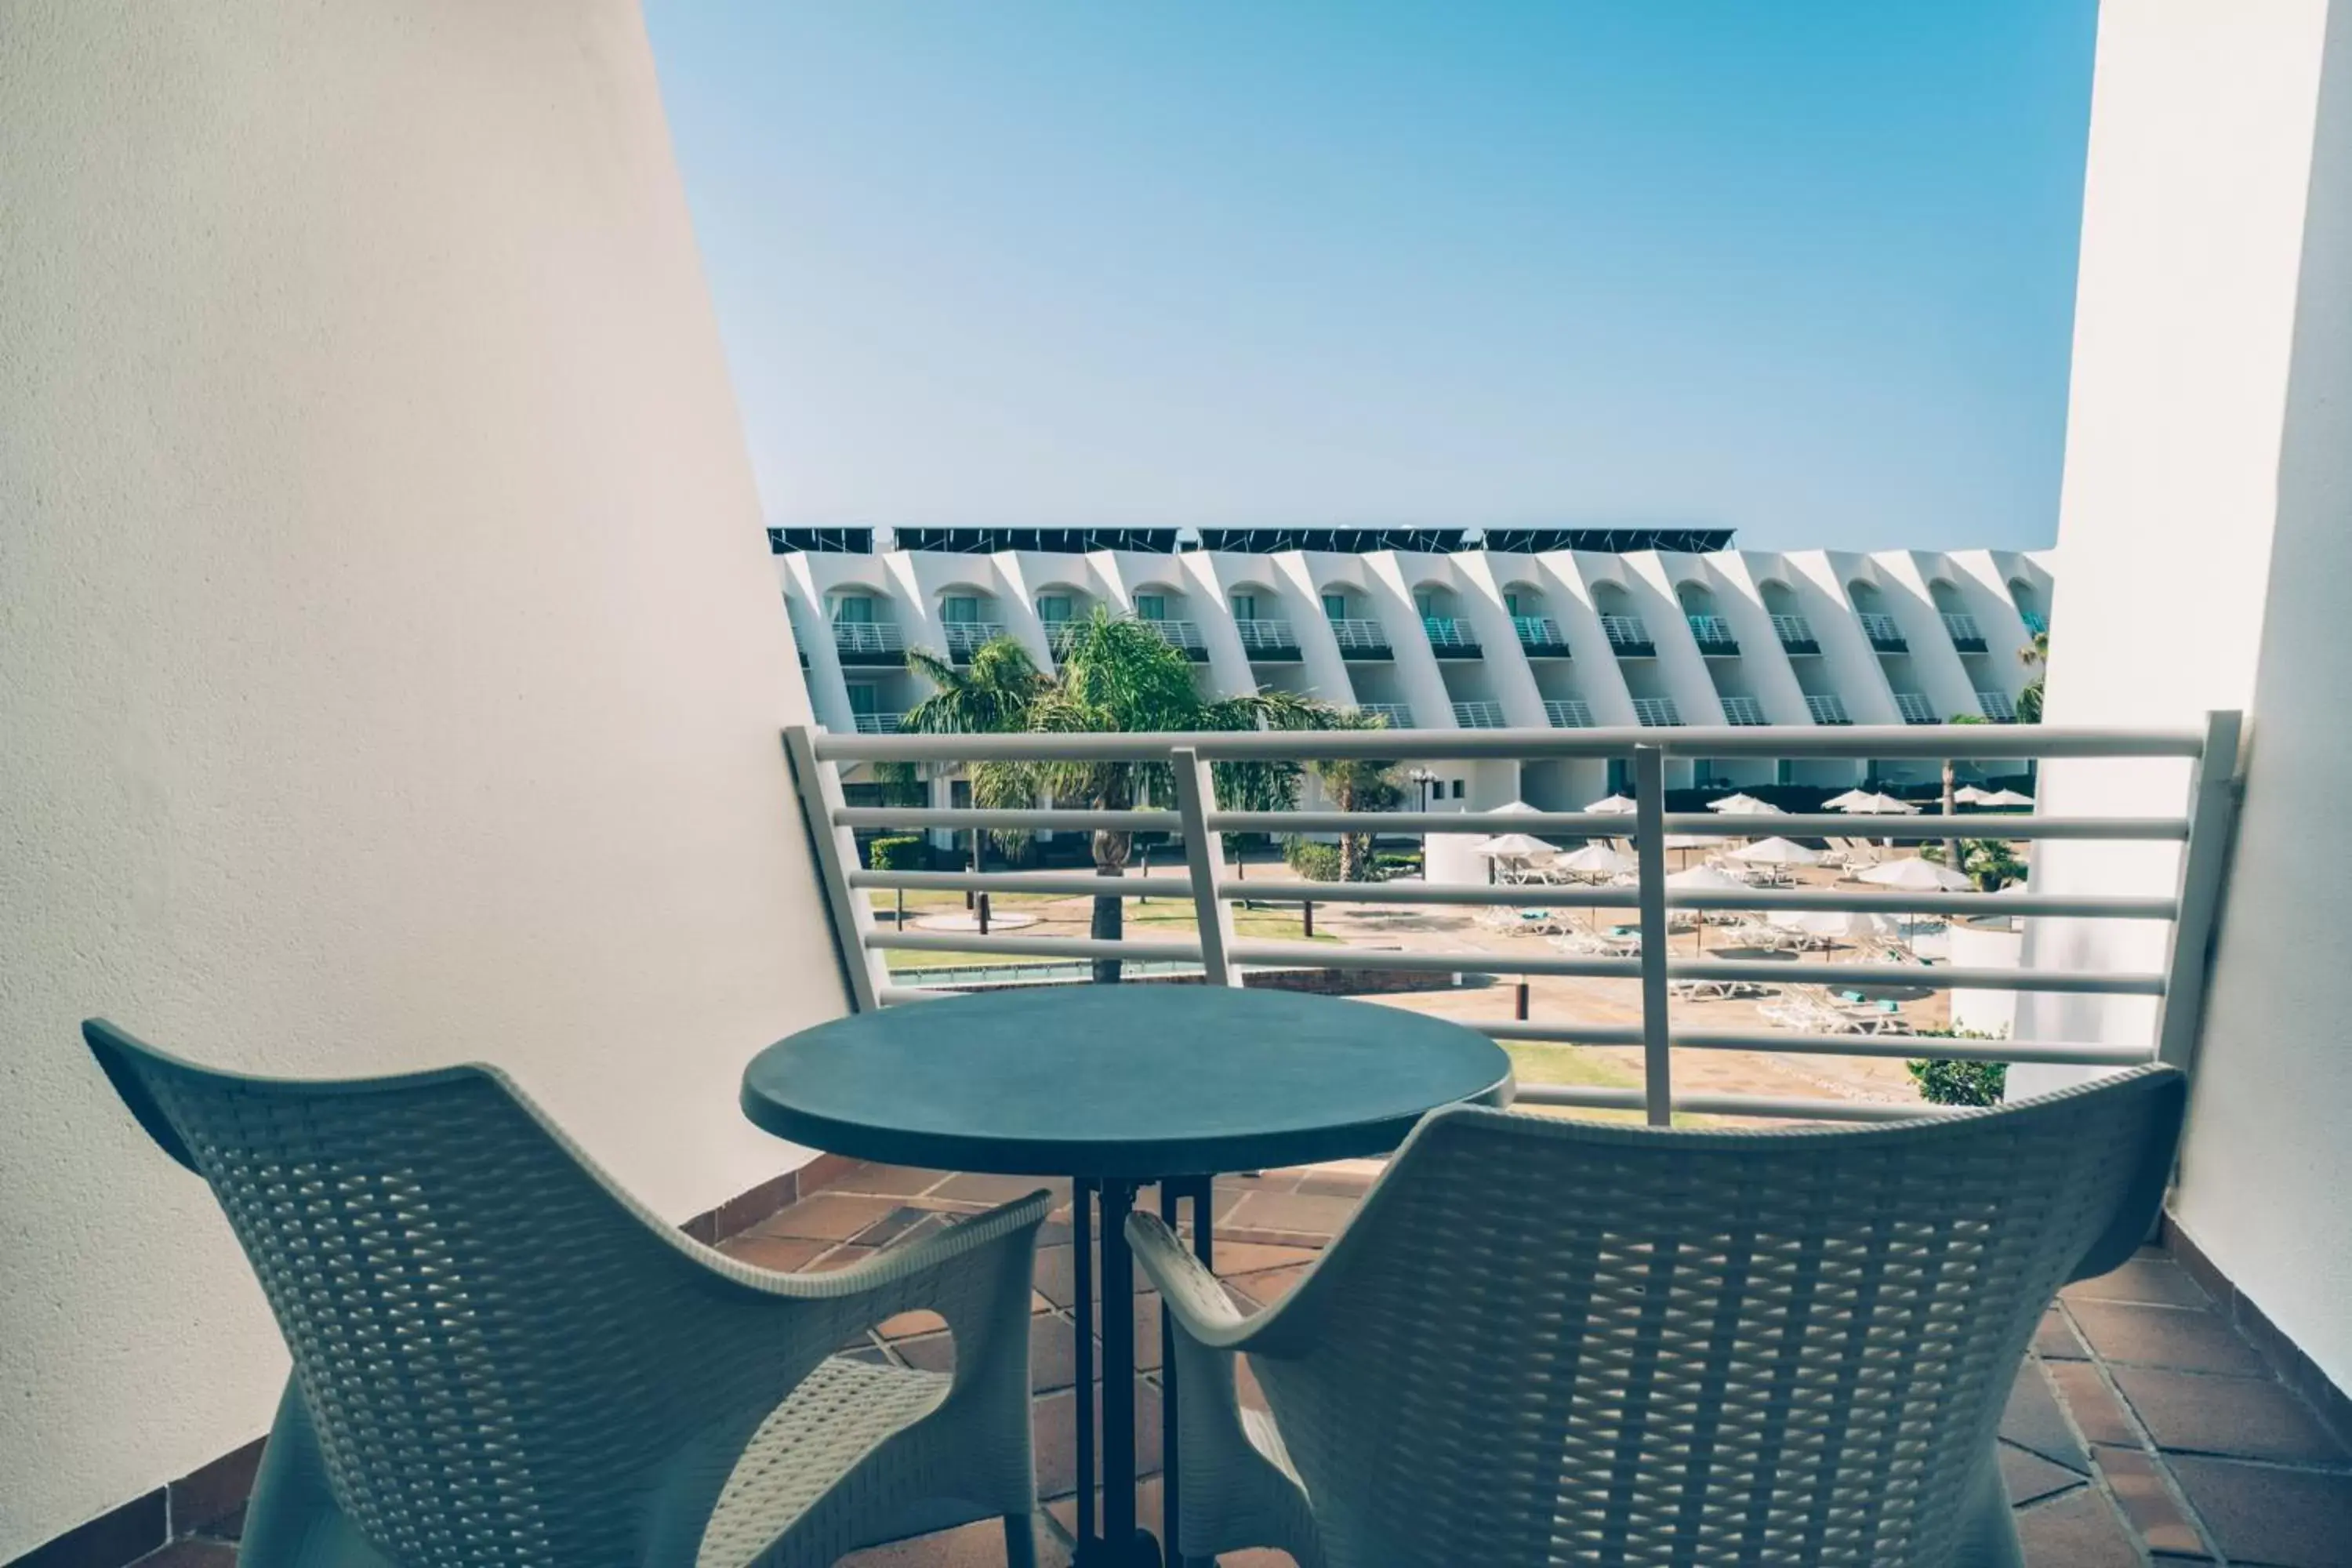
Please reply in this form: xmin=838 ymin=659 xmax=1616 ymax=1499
xmin=866 ymin=833 xmax=928 ymax=872
xmin=1371 ymin=850 xmax=1423 ymax=880
xmin=1283 ymin=837 xmax=1342 ymax=882
xmin=1906 ymin=1028 xmax=2009 ymax=1105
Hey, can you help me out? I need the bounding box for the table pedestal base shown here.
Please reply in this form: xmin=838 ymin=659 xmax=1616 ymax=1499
xmin=1070 ymin=1175 xmax=1214 ymax=1568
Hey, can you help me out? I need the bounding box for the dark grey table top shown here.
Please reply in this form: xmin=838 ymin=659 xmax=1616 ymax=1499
xmin=741 ymin=984 xmax=1515 ymax=1179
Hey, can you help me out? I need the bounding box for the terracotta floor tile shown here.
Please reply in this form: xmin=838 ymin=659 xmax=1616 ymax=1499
xmin=717 ymin=1232 xmax=834 ymax=1272
xmin=2002 ymin=1362 xmax=2089 ymax=1472
xmin=129 ymin=1544 xmax=239 ymax=1567
xmin=2091 ymin=1443 xmax=2208 ymax=1556
xmin=2000 ymin=1443 xmax=2084 ymax=1506
xmin=2034 ymin=1307 xmax=2089 ymax=1360
xmin=2112 ymin=1365 xmax=2351 ymax=1465
xmin=937 ymin=1172 xmax=1072 ymax=1207
xmin=824 ymin=1162 xmax=954 ymax=1199
xmin=838 ymin=1514 xmax=1069 ymax=1567
xmin=749 ymin=1192 xmax=905 ymax=1243
xmin=2061 ymin=1257 xmax=2212 ymax=1311
xmin=1218 ymin=1191 xmax=1359 ymax=1240
xmin=2045 ymin=1359 xmax=2141 ymax=1448
xmin=1030 ymin=1378 xmax=1164 ymax=1501
xmin=2012 ymin=1486 xmax=2142 ymax=1567
xmin=1229 ymin=1265 xmax=1311 ymax=1308
xmin=1209 ymin=1242 xmax=1320 ymax=1278
xmin=877 ymin=1309 xmax=949 ymax=1341
xmin=1033 ymin=1243 xmax=1145 ymax=1308
xmin=2168 ymin=1456 xmax=2352 ymax=1568
xmin=2066 ymin=1300 xmax=2270 ymax=1377
xmin=1089 ymin=1290 xmax=1164 ymax=1374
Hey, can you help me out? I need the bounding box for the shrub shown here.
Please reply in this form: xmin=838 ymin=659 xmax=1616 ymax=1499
xmin=1283 ymin=837 xmax=1342 ymax=882
xmin=866 ymin=833 xmax=928 ymax=872
xmin=1371 ymin=850 xmax=1423 ymax=881
xmin=1906 ymin=1027 xmax=2009 ymax=1105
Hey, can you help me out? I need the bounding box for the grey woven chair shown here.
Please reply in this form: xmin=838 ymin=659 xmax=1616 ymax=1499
xmin=85 ymin=1019 xmax=1049 ymax=1568
xmin=1133 ymin=1066 xmax=2185 ymax=1568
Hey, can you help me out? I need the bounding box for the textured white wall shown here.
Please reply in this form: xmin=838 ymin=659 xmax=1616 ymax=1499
xmin=0 ymin=0 xmax=842 ymax=1555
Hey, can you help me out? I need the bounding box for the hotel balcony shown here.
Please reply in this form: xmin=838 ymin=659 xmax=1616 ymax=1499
xmin=1327 ymin=618 xmax=1392 ymax=659
xmin=1718 ymin=695 xmax=1769 ymax=725
xmin=1514 ymin=615 xmax=1571 ymax=656
xmin=1629 ymin=695 xmax=1683 ymax=726
xmin=1894 ymin=690 xmax=1941 ymax=724
xmin=1601 ymin=614 xmax=1656 ymax=656
xmin=1772 ymin=613 xmax=1821 ymax=655
xmin=1860 ymin=612 xmax=1909 ymax=652
xmin=1421 ymin=617 xmax=1480 ymax=657
xmin=850 ymin=712 xmax=903 ymax=734
xmin=1352 ymin=701 xmax=1413 ymax=727
xmin=1232 ymin=618 xmax=1300 ymax=660
xmin=1450 ymin=699 xmax=1507 ymax=728
xmin=833 ymin=620 xmax=906 ymax=665
xmin=1806 ymin=693 xmax=1853 ymax=724
xmin=1543 ymin=697 xmax=1594 ymax=728
xmin=1686 ymin=614 xmax=1740 ymax=655
xmin=1979 ymin=689 xmax=2020 ymax=722
xmin=940 ymin=621 xmax=1004 ymax=661
xmin=1140 ymin=619 xmax=1207 ymax=660
xmin=1943 ymin=612 xmax=1989 ymax=653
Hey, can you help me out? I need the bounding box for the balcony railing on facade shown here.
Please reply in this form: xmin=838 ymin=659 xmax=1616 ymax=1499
xmin=1544 ymin=698 xmax=1593 ymax=728
xmin=833 ymin=621 xmax=906 ymax=664
xmin=789 ymin=713 xmax=2241 ymax=1130
xmin=1422 ymin=617 xmax=1480 ymax=657
xmin=1600 ymin=615 xmax=1655 ymax=656
xmin=1142 ymin=619 xmax=1208 ymax=660
xmin=1718 ymin=695 xmax=1769 ymax=726
xmin=2021 ymin=610 xmax=2049 ymax=636
xmin=1804 ymin=694 xmax=1852 ymax=725
xmin=1451 ymin=700 xmax=1508 ymax=729
xmin=1353 ymin=702 xmax=1414 ymax=728
xmin=1044 ymin=620 xmax=1081 ymax=658
xmin=1686 ymin=615 xmax=1739 ymax=655
xmin=1770 ymin=614 xmax=1820 ymax=655
xmin=940 ymin=622 xmax=1003 ymax=661
xmin=850 ymin=713 xmax=903 ymax=735
xmin=1859 ymin=612 xmax=1907 ymax=652
xmin=1630 ymin=697 xmax=1683 ymax=727
xmin=1940 ymin=612 xmax=1988 ymax=653
xmin=1513 ymin=616 xmax=1570 ymax=657
xmin=1893 ymin=691 xmax=1940 ymax=725
xmin=1327 ymin=619 xmax=1392 ymax=658
xmin=1977 ymin=690 xmax=2019 ymax=723
xmin=1232 ymin=619 xmax=1299 ymax=660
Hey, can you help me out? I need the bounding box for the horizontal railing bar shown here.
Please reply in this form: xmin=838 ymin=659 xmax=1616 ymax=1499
xmin=1660 ymin=813 xmax=2187 ymax=841
xmin=833 ymin=808 xmax=1183 ymax=832
xmin=1667 ymin=889 xmax=2178 ymax=919
xmin=864 ymin=931 xmax=1205 ymax=962
xmin=875 ymin=985 xmax=947 ymax=1004
xmin=809 ymin=724 xmax=2206 ymax=764
xmin=1226 ymin=939 xmax=1640 ymax=979
xmin=1475 ymin=1022 xmax=1648 ymax=1047
xmin=1667 ymin=1030 xmax=2157 ymax=1065
xmin=1663 ymin=959 xmax=2165 ymax=995
xmin=1212 ymin=811 xmax=1648 ymax=835
xmin=849 ymin=869 xmax=1196 ymax=898
xmin=1218 ymin=879 xmax=1642 ymax=909
xmin=1509 ymin=1082 xmax=1968 ymax=1122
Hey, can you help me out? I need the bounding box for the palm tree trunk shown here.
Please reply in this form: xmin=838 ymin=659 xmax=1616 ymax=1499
xmin=1091 ymin=828 xmax=1132 ymax=984
xmin=1942 ymin=758 xmax=1962 ymax=884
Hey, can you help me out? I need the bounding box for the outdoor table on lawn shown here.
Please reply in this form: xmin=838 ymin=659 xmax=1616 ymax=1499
xmin=740 ymin=984 xmax=1514 ymax=1568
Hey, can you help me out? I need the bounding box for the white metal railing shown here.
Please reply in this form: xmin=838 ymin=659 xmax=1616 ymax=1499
xmin=1687 ymin=615 xmax=1738 ymax=650
xmin=1422 ymin=617 xmax=1479 ymax=651
xmin=851 ymin=713 xmax=902 ymax=734
xmin=1977 ymin=690 xmax=2018 ymax=723
xmin=1941 ymin=612 xmax=1986 ymax=647
xmin=1601 ymin=614 xmax=1653 ymax=652
xmin=1544 ymin=698 xmax=1594 ymax=728
xmin=786 ymin=714 xmax=2242 ymax=1128
xmin=1327 ymin=618 xmax=1392 ymax=654
xmin=1719 ymin=695 xmax=1768 ymax=726
xmin=1893 ymin=691 xmax=1940 ymax=725
xmin=1143 ymin=619 xmax=1204 ymax=652
xmin=1805 ymin=693 xmax=1852 ymax=725
xmin=1859 ymin=612 xmax=1907 ymax=648
xmin=1630 ymin=697 xmax=1683 ymax=727
xmin=1515 ymin=615 xmax=1569 ymax=652
xmin=833 ymin=622 xmax=904 ymax=655
xmin=1355 ymin=702 xmax=1414 ymax=727
xmin=1044 ymin=620 xmax=1080 ymax=656
xmin=941 ymin=622 xmax=1003 ymax=658
xmin=2022 ymin=611 xmax=2049 ymax=636
xmin=1771 ymin=613 xmax=1818 ymax=649
xmin=1452 ymin=700 xmax=1508 ymax=728
xmin=1233 ymin=619 xmax=1296 ymax=654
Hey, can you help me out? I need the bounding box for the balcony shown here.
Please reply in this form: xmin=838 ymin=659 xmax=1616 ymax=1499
xmin=1942 ymin=612 xmax=1988 ymax=653
xmin=2021 ymin=610 xmax=2049 ymax=636
xmin=1805 ymin=693 xmax=1852 ymax=724
xmin=1977 ymin=689 xmax=2019 ymax=723
xmin=1686 ymin=615 xmax=1739 ymax=655
xmin=1352 ymin=701 xmax=1413 ymax=727
xmin=1601 ymin=614 xmax=1655 ymax=656
xmin=1232 ymin=619 xmax=1300 ymax=660
xmin=941 ymin=622 xmax=1004 ymax=661
xmin=1327 ymin=619 xmax=1392 ymax=659
xmin=1893 ymin=691 xmax=1940 ymax=724
xmin=1044 ymin=620 xmax=1080 ymax=658
xmin=1421 ymin=617 xmax=1480 ymax=657
xmin=1543 ymin=697 xmax=1593 ymax=728
xmin=1142 ymin=619 xmax=1207 ymax=660
xmin=833 ymin=621 xmax=906 ymax=664
xmin=1513 ymin=615 xmax=1570 ymax=656
xmin=1630 ymin=696 xmax=1682 ymax=726
xmin=1771 ymin=613 xmax=1820 ymax=654
xmin=850 ymin=712 xmax=902 ymax=734
xmin=1860 ymin=612 xmax=1908 ymax=652
xmin=1718 ymin=695 xmax=1769 ymax=726
xmin=1450 ymin=699 xmax=1507 ymax=728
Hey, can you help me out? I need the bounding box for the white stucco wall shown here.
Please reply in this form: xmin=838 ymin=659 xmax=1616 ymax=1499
xmin=0 ymin=1 xmax=844 ymax=1555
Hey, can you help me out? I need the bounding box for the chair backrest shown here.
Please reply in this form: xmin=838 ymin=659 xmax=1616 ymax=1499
xmin=1246 ymin=1068 xmax=2183 ymax=1567
xmin=85 ymin=1020 xmax=811 ymax=1567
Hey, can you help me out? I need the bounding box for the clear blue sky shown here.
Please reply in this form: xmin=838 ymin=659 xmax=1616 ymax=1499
xmin=645 ymin=2 xmax=2096 ymax=553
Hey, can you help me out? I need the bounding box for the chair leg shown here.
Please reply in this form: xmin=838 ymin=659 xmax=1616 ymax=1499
xmin=1003 ymin=1511 xmax=1038 ymax=1568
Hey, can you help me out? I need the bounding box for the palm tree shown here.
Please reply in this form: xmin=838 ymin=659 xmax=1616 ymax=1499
xmin=906 ymin=611 xmax=1330 ymax=982
xmin=1305 ymin=710 xmax=1404 ymax=882
xmin=1944 ymin=711 xmax=1992 ymax=872
xmin=2016 ymin=630 xmax=2049 ymax=724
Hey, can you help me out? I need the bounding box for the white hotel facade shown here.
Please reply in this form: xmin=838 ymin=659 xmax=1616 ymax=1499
xmin=778 ymin=525 xmax=2051 ymax=811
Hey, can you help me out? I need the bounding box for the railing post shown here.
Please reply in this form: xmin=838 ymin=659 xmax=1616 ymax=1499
xmin=1634 ymin=743 xmax=1673 ymax=1125
xmin=783 ymin=725 xmax=888 ymax=1012
xmin=1171 ymin=746 xmax=1241 ymax=986
xmin=2154 ymin=710 xmax=2245 ymax=1073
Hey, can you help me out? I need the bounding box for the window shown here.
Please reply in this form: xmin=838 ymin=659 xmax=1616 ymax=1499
xmin=1450 ymin=779 xmax=1466 ymax=800
xmin=1414 ymin=590 xmax=1436 ymax=615
xmin=941 ymin=596 xmax=980 ymax=624
xmin=832 ymin=594 xmax=873 ymax=624
xmin=1134 ymin=593 xmax=1166 ymax=621
xmin=1230 ymin=593 xmax=1257 ymax=619
xmin=1504 ymin=590 xmax=1521 ymax=616
xmin=1037 ymin=594 xmax=1072 ymax=623
xmin=1322 ymin=592 xmax=1347 ymax=619
xmin=845 ymin=683 xmax=877 ymax=714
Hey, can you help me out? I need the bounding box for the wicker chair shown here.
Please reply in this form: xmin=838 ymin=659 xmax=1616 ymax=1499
xmin=84 ymin=1019 xmax=1049 ymax=1568
xmin=1132 ymin=1066 xmax=2184 ymax=1568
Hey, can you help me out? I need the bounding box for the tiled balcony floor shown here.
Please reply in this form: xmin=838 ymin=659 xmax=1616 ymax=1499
xmin=143 ymin=1160 xmax=2352 ymax=1568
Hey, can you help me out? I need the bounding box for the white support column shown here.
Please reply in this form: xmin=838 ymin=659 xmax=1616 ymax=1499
xmin=1171 ymin=747 xmax=1241 ymax=987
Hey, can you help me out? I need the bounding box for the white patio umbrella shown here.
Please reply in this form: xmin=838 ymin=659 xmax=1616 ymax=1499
xmin=1474 ymin=833 xmax=1556 ymax=858
xmin=1557 ymin=843 xmax=1636 ymax=877
xmin=1706 ymin=793 xmax=1782 ymax=816
xmin=1980 ymin=788 xmax=2037 ymax=808
xmin=1831 ymin=791 xmax=1921 ymax=815
xmin=1665 ymin=862 xmax=1748 ymax=950
xmin=1821 ymin=788 xmax=1876 ymax=811
xmin=1486 ymin=800 xmax=1543 ymax=815
xmin=1857 ymin=857 xmax=1976 ymax=892
xmin=1773 ymin=907 xmax=1900 ymax=952
xmin=1584 ymin=793 xmax=1639 ymax=815
xmin=1952 ymin=785 xmax=1993 ymax=805
xmin=1730 ymin=837 xmax=1824 ymax=867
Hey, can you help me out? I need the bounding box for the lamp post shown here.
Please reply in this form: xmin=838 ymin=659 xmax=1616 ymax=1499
xmin=1408 ymin=767 xmax=1439 ymax=874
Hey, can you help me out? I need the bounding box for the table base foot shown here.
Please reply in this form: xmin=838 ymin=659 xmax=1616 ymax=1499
xmin=1072 ymin=1527 xmax=1163 ymax=1568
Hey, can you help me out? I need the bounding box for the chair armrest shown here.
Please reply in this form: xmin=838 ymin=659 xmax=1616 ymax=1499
xmin=1127 ymin=1210 xmax=1262 ymax=1351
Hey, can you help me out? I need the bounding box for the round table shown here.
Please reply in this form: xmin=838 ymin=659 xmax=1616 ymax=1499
xmin=741 ymin=985 xmax=1513 ymax=1568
